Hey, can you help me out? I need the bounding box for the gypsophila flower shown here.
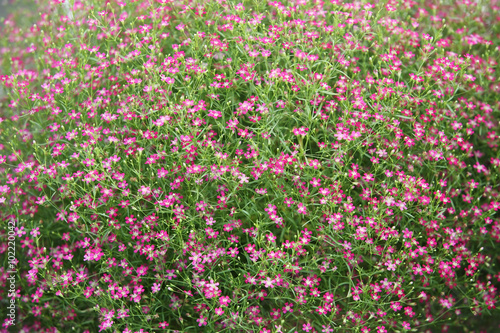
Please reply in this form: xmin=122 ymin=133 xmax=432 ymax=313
xmin=297 ymin=202 xmax=307 ymax=214
xmin=30 ymin=227 xmax=40 ymax=238
xmin=322 ymin=325 xmax=333 ymax=333
xmin=3 ymin=1 xmax=500 ymax=332
xmin=196 ymin=315 xmax=207 ymax=327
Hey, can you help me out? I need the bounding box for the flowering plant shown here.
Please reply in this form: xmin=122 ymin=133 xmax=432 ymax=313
xmin=0 ymin=0 xmax=500 ymax=332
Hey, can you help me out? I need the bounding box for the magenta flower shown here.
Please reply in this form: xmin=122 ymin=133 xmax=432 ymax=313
xmin=302 ymin=322 xmax=312 ymax=332
xmin=196 ymin=315 xmax=207 ymax=327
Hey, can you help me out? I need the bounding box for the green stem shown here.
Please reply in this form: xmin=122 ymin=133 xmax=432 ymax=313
xmin=298 ymin=135 xmax=309 ymax=165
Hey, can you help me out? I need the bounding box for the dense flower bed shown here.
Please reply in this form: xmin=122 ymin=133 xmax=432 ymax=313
xmin=0 ymin=0 xmax=499 ymax=332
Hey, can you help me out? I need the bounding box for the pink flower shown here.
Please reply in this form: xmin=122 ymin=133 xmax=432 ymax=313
xmin=138 ymin=185 xmax=151 ymax=196
xmin=282 ymin=302 xmax=293 ymax=313
xmin=151 ymin=283 xmax=161 ymax=293
xmin=310 ymin=177 xmax=321 ymax=187
xmin=219 ymin=295 xmax=231 ymax=307
xmin=302 ymin=322 xmax=312 ymax=332
xmin=363 ymin=173 xmax=374 ymax=182
xmin=196 ymin=315 xmax=207 ymax=327
xmin=322 ymin=325 xmax=333 ymax=333
xmin=261 ymin=276 xmax=276 ymax=288
xmin=284 ymin=197 xmax=295 ymax=207
xmin=297 ymin=202 xmax=307 ymax=214
xmin=30 ymin=227 xmax=40 ymax=238
xmin=99 ymin=320 xmax=113 ymax=332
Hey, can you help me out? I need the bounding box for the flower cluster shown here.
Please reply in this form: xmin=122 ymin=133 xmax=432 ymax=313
xmin=0 ymin=0 xmax=499 ymax=332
